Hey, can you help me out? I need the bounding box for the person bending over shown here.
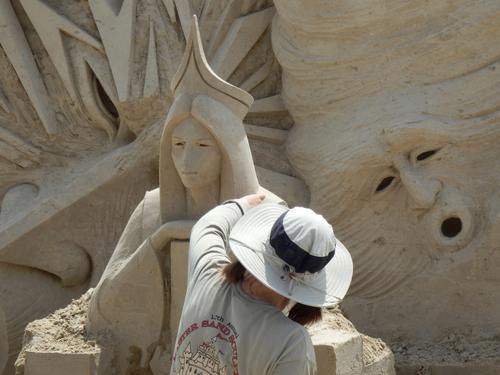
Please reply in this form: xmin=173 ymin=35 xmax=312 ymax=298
xmin=170 ymin=194 xmax=353 ymax=375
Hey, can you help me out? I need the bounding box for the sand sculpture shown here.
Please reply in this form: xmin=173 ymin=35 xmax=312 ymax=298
xmin=8 ymin=9 xmax=394 ymax=375
xmin=2 ymin=0 xmax=497 ymax=373
xmin=86 ymin=17 xmax=282 ymax=373
xmin=0 ymin=1 xmax=305 ymax=373
xmin=272 ymin=0 xmax=500 ymax=361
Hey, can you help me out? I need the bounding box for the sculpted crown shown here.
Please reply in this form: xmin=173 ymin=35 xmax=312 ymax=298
xmin=171 ymin=15 xmax=254 ymax=119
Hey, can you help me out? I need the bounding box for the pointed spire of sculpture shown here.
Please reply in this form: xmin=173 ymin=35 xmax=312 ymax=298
xmin=171 ymin=15 xmax=253 ymax=119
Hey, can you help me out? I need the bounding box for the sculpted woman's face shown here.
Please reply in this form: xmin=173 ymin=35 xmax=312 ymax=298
xmin=171 ymin=118 xmax=222 ymax=189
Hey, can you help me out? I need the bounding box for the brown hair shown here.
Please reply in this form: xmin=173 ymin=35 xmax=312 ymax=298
xmin=222 ymin=261 xmax=322 ymax=326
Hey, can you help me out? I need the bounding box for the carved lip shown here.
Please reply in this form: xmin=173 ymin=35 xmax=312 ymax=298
xmin=423 ymin=190 xmax=475 ymax=253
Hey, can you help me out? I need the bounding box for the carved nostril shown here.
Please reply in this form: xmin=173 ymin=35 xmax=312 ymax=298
xmin=424 ymin=188 xmax=475 ymax=252
xmin=441 ymin=217 xmax=462 ymax=238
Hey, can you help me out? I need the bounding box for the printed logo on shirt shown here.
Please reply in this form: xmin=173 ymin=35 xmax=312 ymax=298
xmin=172 ymin=315 xmax=239 ymax=375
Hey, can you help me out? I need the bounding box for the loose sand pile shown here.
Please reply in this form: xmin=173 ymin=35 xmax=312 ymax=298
xmin=20 ymin=289 xmax=96 ymax=354
xmin=15 ymin=289 xmax=100 ymax=373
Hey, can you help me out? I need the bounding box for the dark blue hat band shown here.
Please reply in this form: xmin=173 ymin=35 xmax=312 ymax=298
xmin=269 ymin=212 xmax=335 ymax=273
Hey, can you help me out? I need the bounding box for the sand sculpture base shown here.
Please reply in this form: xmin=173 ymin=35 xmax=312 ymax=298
xmin=15 ymin=290 xmax=500 ymax=375
xmin=14 ymin=291 xmax=395 ymax=375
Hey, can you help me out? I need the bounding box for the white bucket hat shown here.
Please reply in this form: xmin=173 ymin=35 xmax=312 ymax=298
xmin=229 ymin=203 xmax=353 ymax=307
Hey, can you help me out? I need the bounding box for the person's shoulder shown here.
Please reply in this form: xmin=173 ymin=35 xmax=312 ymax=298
xmin=263 ymin=311 xmax=309 ymax=339
xmin=282 ymin=319 xmax=315 ymax=353
xmin=269 ymin=319 xmax=316 ymax=370
xmin=290 ymin=320 xmax=312 ymax=341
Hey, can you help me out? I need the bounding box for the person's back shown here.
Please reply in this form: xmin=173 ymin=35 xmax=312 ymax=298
xmin=173 ymin=250 xmax=315 ymax=374
xmin=170 ymin=195 xmax=353 ymax=375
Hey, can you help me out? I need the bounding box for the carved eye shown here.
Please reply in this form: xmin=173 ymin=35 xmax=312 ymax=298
xmin=415 ymin=148 xmax=440 ymax=162
xmin=174 ymin=141 xmax=185 ymax=147
xmin=198 ymin=143 xmax=210 ymax=148
xmin=375 ymin=176 xmax=396 ymax=193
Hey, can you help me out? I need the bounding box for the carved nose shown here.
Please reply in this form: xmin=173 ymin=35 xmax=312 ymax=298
xmin=398 ymin=166 xmax=442 ymax=209
xmin=180 ymin=144 xmax=194 ymax=167
xmin=181 ymin=144 xmax=203 ymax=169
xmin=179 ymin=145 xmax=191 ymax=171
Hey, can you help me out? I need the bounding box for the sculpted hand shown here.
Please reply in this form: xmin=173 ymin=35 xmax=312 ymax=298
xmin=150 ymin=220 xmax=196 ymax=250
xmin=243 ymin=193 xmax=266 ymax=208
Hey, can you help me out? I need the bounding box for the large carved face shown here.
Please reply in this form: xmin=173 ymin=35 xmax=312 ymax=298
xmin=316 ymin=123 xmax=486 ymax=253
xmin=286 ymin=108 xmax=500 ymax=340
xmin=171 ymin=118 xmax=222 ymax=190
xmin=273 ymin=0 xmax=500 ymax=342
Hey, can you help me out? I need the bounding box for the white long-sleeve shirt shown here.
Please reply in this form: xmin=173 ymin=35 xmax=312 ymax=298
xmin=170 ymin=200 xmax=316 ymax=375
